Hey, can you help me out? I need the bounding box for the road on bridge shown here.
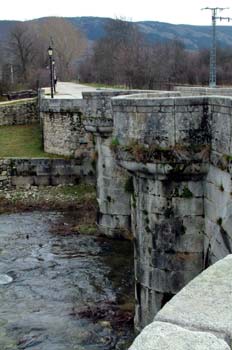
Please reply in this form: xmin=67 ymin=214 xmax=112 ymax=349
xmin=46 ymin=82 xmax=97 ymax=99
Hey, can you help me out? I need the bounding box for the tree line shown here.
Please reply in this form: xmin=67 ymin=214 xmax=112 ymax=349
xmin=0 ymin=17 xmax=86 ymax=93
xmin=78 ymin=18 xmax=232 ymax=89
xmin=1 ymin=17 xmax=232 ymax=93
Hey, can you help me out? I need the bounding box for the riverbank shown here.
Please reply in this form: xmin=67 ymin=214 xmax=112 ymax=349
xmin=0 ymin=183 xmax=98 ymax=233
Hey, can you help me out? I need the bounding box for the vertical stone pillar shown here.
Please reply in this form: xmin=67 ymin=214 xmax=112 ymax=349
xmin=112 ymin=94 xmax=210 ymax=329
xmin=132 ymin=172 xmax=205 ymax=329
xmin=82 ymin=91 xmax=135 ymax=238
xmin=204 ymin=97 xmax=232 ymax=265
xmin=95 ymin=135 xmax=132 ymax=237
xmin=82 ymin=90 xmax=180 ymax=238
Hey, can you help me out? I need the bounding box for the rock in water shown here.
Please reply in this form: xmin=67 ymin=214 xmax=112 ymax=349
xmin=0 ymin=274 xmax=13 ymax=285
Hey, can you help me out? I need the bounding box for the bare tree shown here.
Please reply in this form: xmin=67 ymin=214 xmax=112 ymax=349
xmin=85 ymin=18 xmax=145 ymax=87
xmin=7 ymin=23 xmax=37 ymax=83
xmin=36 ymin=18 xmax=87 ymax=81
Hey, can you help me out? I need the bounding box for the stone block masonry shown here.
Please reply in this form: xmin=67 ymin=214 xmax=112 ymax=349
xmin=0 ymin=98 xmax=38 ymax=126
xmin=40 ymin=98 xmax=94 ymax=158
xmin=41 ymin=86 xmax=232 ymax=336
xmin=112 ymin=93 xmax=232 ymax=330
xmin=0 ymin=159 xmax=12 ymax=189
xmin=0 ymin=158 xmax=95 ymax=189
xmin=82 ymin=90 xmax=180 ymax=238
xmin=130 ymin=255 xmax=232 ymax=350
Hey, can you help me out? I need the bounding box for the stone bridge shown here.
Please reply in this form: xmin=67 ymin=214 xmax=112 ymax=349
xmin=40 ymin=83 xmax=232 ymax=347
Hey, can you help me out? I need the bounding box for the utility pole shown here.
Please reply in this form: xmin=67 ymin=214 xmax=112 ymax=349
xmin=202 ymin=7 xmax=231 ymax=88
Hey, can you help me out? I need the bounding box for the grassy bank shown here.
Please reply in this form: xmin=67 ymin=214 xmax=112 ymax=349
xmin=0 ymin=182 xmax=97 ymax=214
xmin=0 ymin=124 xmax=58 ymax=158
xmin=0 ymin=183 xmax=98 ymax=235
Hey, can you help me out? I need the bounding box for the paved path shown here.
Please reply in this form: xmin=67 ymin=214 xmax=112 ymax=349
xmin=45 ymin=82 xmax=97 ymax=99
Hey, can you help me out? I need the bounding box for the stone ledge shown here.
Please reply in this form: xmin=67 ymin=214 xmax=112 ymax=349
xmin=130 ymin=255 xmax=232 ymax=349
xmin=155 ymin=255 xmax=232 ymax=343
xmin=129 ymin=321 xmax=230 ymax=350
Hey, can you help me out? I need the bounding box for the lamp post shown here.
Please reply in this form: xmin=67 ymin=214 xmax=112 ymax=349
xmin=48 ymin=46 xmax=54 ymax=98
xmin=52 ymin=59 xmax=56 ymax=93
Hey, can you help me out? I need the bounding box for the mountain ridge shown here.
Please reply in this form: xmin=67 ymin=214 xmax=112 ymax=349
xmin=0 ymin=16 xmax=232 ymax=50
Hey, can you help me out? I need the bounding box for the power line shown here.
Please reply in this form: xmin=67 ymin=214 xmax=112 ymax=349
xmin=202 ymin=7 xmax=232 ymax=88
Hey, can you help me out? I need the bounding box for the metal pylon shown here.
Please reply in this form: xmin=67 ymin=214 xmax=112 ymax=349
xmin=202 ymin=7 xmax=231 ymax=88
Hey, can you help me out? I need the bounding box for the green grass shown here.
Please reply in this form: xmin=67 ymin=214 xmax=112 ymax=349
xmin=53 ymin=183 xmax=96 ymax=199
xmin=0 ymin=123 xmax=58 ymax=158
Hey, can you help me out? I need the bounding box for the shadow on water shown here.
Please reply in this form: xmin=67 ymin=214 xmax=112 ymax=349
xmin=0 ymin=211 xmax=135 ymax=350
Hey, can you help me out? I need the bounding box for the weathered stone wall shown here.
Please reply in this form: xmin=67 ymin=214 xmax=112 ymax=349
xmin=40 ymin=87 xmax=232 ymax=335
xmin=204 ymin=97 xmax=232 ymax=266
xmin=0 ymin=158 xmax=94 ymax=188
xmin=130 ymin=255 xmax=232 ymax=350
xmin=83 ymin=90 xmax=136 ymax=237
xmin=112 ymin=95 xmax=209 ymax=329
xmin=40 ymin=98 xmax=94 ymax=158
xmin=175 ymin=86 xmax=232 ymax=96
xmin=82 ymin=90 xmax=180 ymax=238
xmin=0 ymin=98 xmax=38 ymax=126
xmin=0 ymin=159 xmax=12 ymax=189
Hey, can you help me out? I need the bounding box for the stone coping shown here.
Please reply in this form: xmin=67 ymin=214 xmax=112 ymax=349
xmin=130 ymin=255 xmax=232 ymax=349
xmin=175 ymin=86 xmax=232 ymax=93
xmin=40 ymin=98 xmax=83 ymax=112
xmin=130 ymin=321 xmax=230 ymax=350
xmin=112 ymin=94 xmax=232 ymax=105
xmin=155 ymin=254 xmax=232 ymax=343
xmin=82 ymin=89 xmax=154 ymax=98
xmin=113 ymin=92 xmax=181 ymax=99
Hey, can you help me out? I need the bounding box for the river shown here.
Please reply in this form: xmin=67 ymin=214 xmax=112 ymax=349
xmin=0 ymin=211 xmax=134 ymax=349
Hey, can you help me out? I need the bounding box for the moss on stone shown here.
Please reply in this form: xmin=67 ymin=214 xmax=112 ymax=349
xmin=117 ymin=140 xmax=210 ymax=164
xmin=164 ymin=207 xmax=174 ymax=218
xmin=110 ymin=137 xmax=120 ymax=151
xmin=124 ymin=176 xmax=134 ymax=194
xmin=181 ymin=186 xmax=193 ymax=198
xmin=73 ymin=224 xmax=97 ymax=235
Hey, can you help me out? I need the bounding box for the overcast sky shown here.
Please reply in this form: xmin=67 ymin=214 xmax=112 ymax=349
xmin=1 ymin=0 xmax=232 ymax=25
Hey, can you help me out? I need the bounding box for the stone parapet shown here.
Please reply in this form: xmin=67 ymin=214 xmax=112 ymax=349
xmin=0 ymin=98 xmax=38 ymax=126
xmin=130 ymin=255 xmax=232 ymax=350
xmin=40 ymin=97 xmax=94 ymax=158
xmin=111 ymin=93 xmax=232 ymax=329
xmin=175 ymin=85 xmax=232 ymax=96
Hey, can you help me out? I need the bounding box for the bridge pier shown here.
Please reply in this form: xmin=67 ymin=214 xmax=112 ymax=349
xmin=83 ymin=91 xmax=133 ymax=238
xmin=128 ymin=168 xmax=206 ymax=329
xmin=112 ymin=94 xmax=211 ymax=329
xmin=82 ymin=90 xmax=180 ymax=238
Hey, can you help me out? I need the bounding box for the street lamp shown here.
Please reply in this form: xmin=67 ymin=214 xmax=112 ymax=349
xmin=48 ymin=46 xmax=54 ymax=98
xmin=52 ymin=59 xmax=56 ymax=93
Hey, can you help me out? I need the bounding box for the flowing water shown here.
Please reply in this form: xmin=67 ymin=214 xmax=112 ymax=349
xmin=0 ymin=211 xmax=134 ymax=350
